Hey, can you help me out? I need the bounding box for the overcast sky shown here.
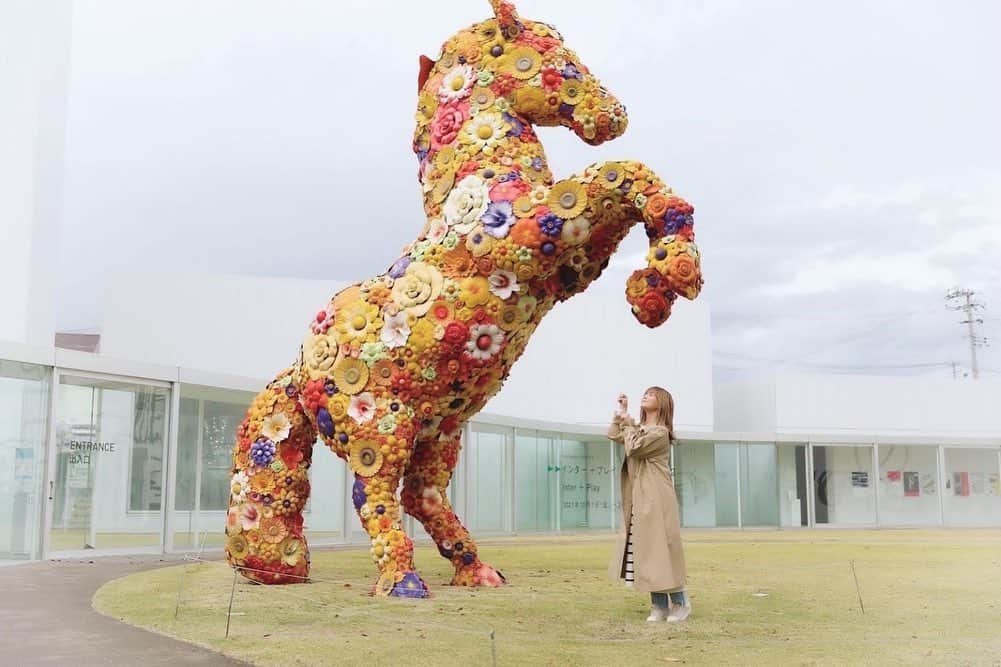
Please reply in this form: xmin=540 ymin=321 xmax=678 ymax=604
xmin=55 ymin=0 xmax=1001 ymax=380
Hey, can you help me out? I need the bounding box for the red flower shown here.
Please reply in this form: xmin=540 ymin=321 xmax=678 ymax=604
xmin=443 ymin=321 xmax=469 ymax=345
xmin=489 ymin=178 xmax=530 ymax=202
xmin=491 ymin=73 xmax=518 ymax=96
xmin=440 ymin=414 xmax=460 ymax=436
xmin=455 ymin=160 xmax=480 ymax=180
xmin=540 ymin=66 xmax=563 ymax=91
xmin=280 ymin=444 xmax=304 ymax=469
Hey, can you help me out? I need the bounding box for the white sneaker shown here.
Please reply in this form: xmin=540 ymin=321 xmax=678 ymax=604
xmin=646 ymin=606 xmax=667 ymax=622
xmin=666 ymin=602 xmax=692 ymax=623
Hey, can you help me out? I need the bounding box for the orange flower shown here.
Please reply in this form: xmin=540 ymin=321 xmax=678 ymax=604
xmin=443 ymin=247 xmax=475 ymax=275
xmin=645 ymin=193 xmax=669 ymax=219
xmin=510 ymin=219 xmax=542 ymax=248
xmin=668 ymin=254 xmax=700 ymax=289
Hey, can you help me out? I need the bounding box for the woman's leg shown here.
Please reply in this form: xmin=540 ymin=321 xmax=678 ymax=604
xmin=651 ymin=592 xmax=670 ymax=609
xmin=669 ymin=590 xmax=687 ymax=606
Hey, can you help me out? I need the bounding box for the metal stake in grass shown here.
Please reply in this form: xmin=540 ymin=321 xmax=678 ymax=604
xmin=490 ymin=629 xmax=497 ymax=667
xmin=173 ymin=560 xmax=187 ymax=620
xmin=850 ymin=560 xmax=865 ymax=614
xmin=225 ymin=568 xmax=239 ymax=638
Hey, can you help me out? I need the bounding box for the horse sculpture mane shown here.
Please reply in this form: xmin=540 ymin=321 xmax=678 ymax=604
xmin=225 ymin=0 xmax=703 ymax=598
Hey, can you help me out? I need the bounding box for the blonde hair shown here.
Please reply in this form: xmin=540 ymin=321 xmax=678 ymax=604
xmin=639 ymin=386 xmax=676 ymax=443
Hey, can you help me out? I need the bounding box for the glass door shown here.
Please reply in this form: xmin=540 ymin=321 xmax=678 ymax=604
xmin=0 ymin=360 xmax=50 ymax=561
xmin=48 ymin=373 xmax=170 ymax=555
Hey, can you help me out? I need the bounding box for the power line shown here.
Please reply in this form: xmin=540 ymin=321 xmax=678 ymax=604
xmin=945 ymin=288 xmax=988 ymax=380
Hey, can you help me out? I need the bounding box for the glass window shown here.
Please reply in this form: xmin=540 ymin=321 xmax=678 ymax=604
xmin=467 ymin=426 xmax=510 ymax=533
xmin=812 ymin=445 xmax=876 ymax=525
xmin=714 ymin=444 xmax=740 ymax=527
xmin=173 ymin=385 xmax=255 ymax=550
xmin=0 ymin=360 xmax=50 ymax=561
xmin=777 ymin=444 xmax=809 ymax=527
xmin=515 ymin=429 xmax=556 ymax=532
xmin=740 ymin=443 xmax=778 ymax=527
xmin=675 ymin=441 xmax=716 ymax=527
xmin=944 ymin=448 xmax=1001 ymax=527
xmin=877 ymin=445 xmax=941 ymax=526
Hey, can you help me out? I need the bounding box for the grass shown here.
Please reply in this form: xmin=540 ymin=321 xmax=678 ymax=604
xmin=93 ymin=530 xmax=1001 ymax=666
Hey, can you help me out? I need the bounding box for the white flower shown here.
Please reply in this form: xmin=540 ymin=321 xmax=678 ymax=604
xmin=381 ymin=310 xmax=411 ymax=349
xmin=462 ymin=111 xmax=509 ymax=155
xmin=443 ymin=175 xmax=490 ymax=233
xmin=348 ymin=392 xmax=376 ymax=423
xmin=466 ymin=324 xmax=504 ymax=360
xmin=261 ymin=413 xmax=291 ymax=443
xmin=426 ymin=218 xmax=448 ymax=245
xmin=230 ymin=471 xmax=249 ymax=503
xmin=561 ymin=216 xmax=592 ymax=246
xmin=488 ymin=269 xmax=520 ymax=300
xmin=438 ymin=64 xmax=475 ymax=101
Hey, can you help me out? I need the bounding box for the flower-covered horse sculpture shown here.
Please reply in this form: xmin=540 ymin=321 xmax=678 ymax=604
xmin=225 ymin=0 xmax=703 ymax=598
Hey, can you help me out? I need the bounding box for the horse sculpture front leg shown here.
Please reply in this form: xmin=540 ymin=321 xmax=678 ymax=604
xmin=548 ymin=160 xmax=703 ymax=321
xmin=402 ymin=433 xmax=505 ymax=587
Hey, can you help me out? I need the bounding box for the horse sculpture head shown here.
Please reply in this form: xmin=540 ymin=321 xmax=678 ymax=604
xmin=416 ymin=0 xmax=628 ymax=151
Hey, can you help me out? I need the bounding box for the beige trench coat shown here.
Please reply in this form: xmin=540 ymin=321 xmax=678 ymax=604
xmin=607 ymin=413 xmax=686 ymax=593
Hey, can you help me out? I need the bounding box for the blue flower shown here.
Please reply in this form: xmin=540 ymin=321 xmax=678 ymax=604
xmin=537 ymin=212 xmax=564 ymax=237
xmin=352 ymin=477 xmax=367 ymax=510
xmin=250 ymin=437 xmax=276 ymax=466
xmin=664 ymin=209 xmax=690 ymax=234
xmin=481 ymin=201 xmax=515 ymax=239
xmin=316 ymin=407 xmax=334 ymax=437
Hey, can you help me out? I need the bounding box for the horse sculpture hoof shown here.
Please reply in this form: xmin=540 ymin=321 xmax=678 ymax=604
xmin=452 ymin=561 xmax=506 ymax=587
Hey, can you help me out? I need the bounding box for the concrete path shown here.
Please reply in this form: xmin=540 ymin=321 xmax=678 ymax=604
xmin=0 ymin=555 xmax=245 ymax=666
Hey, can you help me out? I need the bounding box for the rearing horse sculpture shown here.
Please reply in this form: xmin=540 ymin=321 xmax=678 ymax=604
xmin=225 ymin=0 xmax=703 ymax=598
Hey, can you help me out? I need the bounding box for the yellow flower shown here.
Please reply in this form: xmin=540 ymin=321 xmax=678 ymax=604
xmin=469 ymin=86 xmax=495 ymax=110
xmin=408 ymin=319 xmax=436 ymax=352
xmin=391 ymin=261 xmax=444 ymax=316
xmin=301 ymin=333 xmax=338 ymax=380
xmin=497 ymin=305 xmax=523 ymax=331
xmin=548 ymin=180 xmax=588 ymax=219
xmin=501 ymin=46 xmax=542 ymax=80
xmin=336 ymin=300 xmax=380 ymax=341
xmin=349 ymin=440 xmax=384 ymax=477
xmin=332 ymin=357 xmax=369 ymax=395
xmin=226 ymin=534 xmax=249 ymax=562
xmin=513 ymin=85 xmax=550 ymax=119
xmin=559 ymin=78 xmax=588 ymax=105
xmin=460 ymin=276 xmax=491 ymax=308
xmin=279 ymin=537 xmax=304 ymax=567
xmin=597 ymin=163 xmax=626 ymax=189
xmin=328 ymin=394 xmax=349 ymax=420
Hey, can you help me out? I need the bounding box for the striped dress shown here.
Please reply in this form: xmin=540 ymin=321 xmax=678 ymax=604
xmin=624 ymin=513 xmax=635 ymax=584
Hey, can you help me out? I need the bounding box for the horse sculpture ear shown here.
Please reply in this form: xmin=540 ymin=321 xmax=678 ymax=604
xmin=489 ymin=0 xmax=520 ymax=38
xmin=418 ymin=54 xmax=435 ymax=92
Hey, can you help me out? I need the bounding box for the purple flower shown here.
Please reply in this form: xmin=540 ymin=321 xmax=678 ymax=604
xmin=537 ymin=212 xmax=564 ymax=237
xmin=352 ymin=477 xmax=367 ymax=510
xmin=284 ymin=384 xmax=298 ymax=398
xmin=250 ymin=437 xmax=276 ymax=466
xmin=497 ymin=171 xmax=520 ymax=183
xmin=481 ymin=201 xmax=515 ymax=239
xmin=316 ymin=407 xmax=334 ymax=437
xmin=558 ymin=103 xmax=575 ymax=119
xmin=531 ymin=157 xmax=544 ymax=171
xmin=392 ymin=572 xmax=430 ymax=598
xmin=503 ymin=112 xmax=524 ymax=137
xmin=664 ymin=210 xmax=693 ymax=234
xmin=562 ymin=63 xmax=582 ymax=80
xmin=389 ymin=256 xmax=411 ymax=279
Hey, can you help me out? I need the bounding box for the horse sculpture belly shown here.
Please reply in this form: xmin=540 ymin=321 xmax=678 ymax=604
xmin=225 ymin=0 xmax=703 ymax=598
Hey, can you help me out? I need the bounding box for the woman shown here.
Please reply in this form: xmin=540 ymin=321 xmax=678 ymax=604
xmin=608 ymin=386 xmax=691 ymax=623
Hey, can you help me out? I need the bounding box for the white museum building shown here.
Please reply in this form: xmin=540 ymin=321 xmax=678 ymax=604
xmin=2 ymin=2 xmax=999 ymax=563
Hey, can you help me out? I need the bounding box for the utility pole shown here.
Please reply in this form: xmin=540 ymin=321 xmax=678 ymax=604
xmin=945 ymin=289 xmax=987 ymax=380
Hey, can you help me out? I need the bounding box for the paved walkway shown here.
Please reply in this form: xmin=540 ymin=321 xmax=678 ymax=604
xmin=0 ymin=555 xmax=245 ymax=666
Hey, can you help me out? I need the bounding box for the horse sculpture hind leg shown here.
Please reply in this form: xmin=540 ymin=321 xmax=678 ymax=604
xmin=225 ymin=368 xmax=315 ymax=584
xmin=402 ymin=432 xmax=505 ymax=587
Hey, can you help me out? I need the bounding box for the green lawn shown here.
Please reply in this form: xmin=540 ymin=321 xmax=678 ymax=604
xmin=93 ymin=530 xmax=1001 ymax=666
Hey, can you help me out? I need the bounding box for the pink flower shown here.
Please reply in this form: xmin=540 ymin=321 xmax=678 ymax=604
xmin=239 ymin=502 xmax=261 ymax=531
xmin=430 ymin=100 xmax=469 ymax=150
xmin=348 ymin=392 xmax=376 ymax=423
xmin=489 ymin=178 xmax=530 ymax=202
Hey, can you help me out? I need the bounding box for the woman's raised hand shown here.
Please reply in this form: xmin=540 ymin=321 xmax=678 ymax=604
xmin=617 ymin=393 xmax=628 ymax=415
